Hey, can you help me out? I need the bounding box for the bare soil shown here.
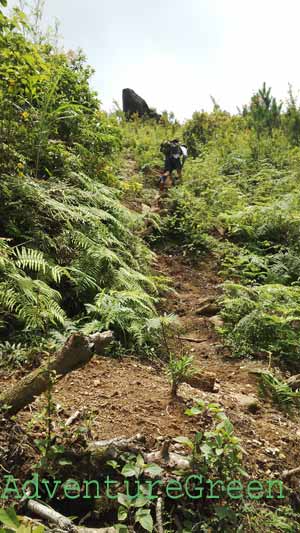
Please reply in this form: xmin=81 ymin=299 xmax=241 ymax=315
xmin=4 ymin=249 xmax=300 ymax=484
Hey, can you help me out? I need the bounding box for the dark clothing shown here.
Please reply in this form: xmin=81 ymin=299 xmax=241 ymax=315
xmin=164 ymin=155 xmax=182 ymax=173
xmin=159 ymin=140 xmax=187 ymax=191
xmin=160 ymin=140 xmax=182 ymax=158
xmin=161 ymin=141 xmax=183 ymax=173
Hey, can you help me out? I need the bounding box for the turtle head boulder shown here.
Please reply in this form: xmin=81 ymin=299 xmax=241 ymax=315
xmin=122 ymin=88 xmax=161 ymax=121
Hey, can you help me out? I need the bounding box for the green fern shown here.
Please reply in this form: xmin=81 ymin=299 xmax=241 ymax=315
xmin=84 ymin=289 xmax=158 ymax=346
xmin=0 ymin=240 xmax=66 ymax=332
xmin=253 ymin=370 xmax=300 ymax=412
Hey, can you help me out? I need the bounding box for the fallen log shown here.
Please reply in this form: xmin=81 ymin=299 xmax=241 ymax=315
xmin=88 ymin=434 xmax=190 ymax=471
xmin=0 ymin=331 xmax=113 ymax=417
xmin=89 ymin=434 xmax=144 ymax=448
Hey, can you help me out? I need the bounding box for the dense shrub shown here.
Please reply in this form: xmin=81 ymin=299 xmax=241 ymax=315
xmin=0 ymin=8 xmax=162 ymax=348
xmin=220 ymin=283 xmax=300 ymax=364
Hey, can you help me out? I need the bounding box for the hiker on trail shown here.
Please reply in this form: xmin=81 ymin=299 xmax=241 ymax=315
xmin=159 ymin=139 xmax=188 ymax=192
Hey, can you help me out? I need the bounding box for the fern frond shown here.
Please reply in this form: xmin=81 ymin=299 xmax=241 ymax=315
xmin=15 ymin=247 xmax=47 ymax=274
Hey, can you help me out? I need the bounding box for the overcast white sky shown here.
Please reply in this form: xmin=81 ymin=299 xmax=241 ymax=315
xmin=6 ymin=0 xmax=300 ymax=121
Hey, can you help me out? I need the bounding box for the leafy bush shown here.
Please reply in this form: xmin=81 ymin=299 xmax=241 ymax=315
xmin=220 ymin=283 xmax=300 ymax=364
xmin=242 ymin=82 xmax=282 ymax=137
xmin=0 ymin=8 xmax=163 ymax=351
xmin=182 ymin=108 xmax=234 ymax=157
xmin=244 ymin=504 xmax=300 ymax=532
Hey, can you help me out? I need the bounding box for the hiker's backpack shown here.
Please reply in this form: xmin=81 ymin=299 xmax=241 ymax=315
xmin=160 ymin=141 xmax=172 ymax=157
xmin=160 ymin=141 xmax=188 ymax=162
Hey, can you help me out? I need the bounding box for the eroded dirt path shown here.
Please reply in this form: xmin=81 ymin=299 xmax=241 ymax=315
xmin=11 ymin=247 xmax=300 ymax=481
xmin=155 ymin=252 xmax=300 ymax=477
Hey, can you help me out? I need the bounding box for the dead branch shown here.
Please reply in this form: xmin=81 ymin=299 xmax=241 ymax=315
xmin=0 ymin=331 xmax=113 ymax=417
xmin=156 ymin=493 xmax=164 ymax=533
xmin=144 ymin=439 xmax=190 ymax=470
xmin=89 ymin=433 xmax=144 ymax=450
xmin=88 ymin=434 xmax=146 ymax=465
xmin=179 ymin=336 xmax=207 ymax=344
xmin=27 ymin=500 xmax=76 ymax=531
xmin=26 ymin=501 xmax=117 ymax=532
xmin=282 ymin=465 xmax=300 ymax=480
xmin=78 ymin=527 xmax=117 ymax=533
xmin=88 ymin=434 xmax=190 ymax=471
xmin=66 ymin=410 xmax=81 ymax=427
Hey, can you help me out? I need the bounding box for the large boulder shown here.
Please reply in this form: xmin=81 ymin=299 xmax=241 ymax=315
xmin=122 ymin=88 xmax=160 ymax=120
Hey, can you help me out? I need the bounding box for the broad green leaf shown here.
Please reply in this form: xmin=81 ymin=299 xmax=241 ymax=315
xmin=51 ymin=444 xmax=65 ymax=454
xmin=144 ymin=464 xmax=163 ymax=476
xmin=133 ymin=496 xmax=149 ymax=508
xmin=117 ymin=493 xmax=132 ymax=509
xmin=194 ymin=432 xmax=203 ymax=444
xmin=136 ymin=454 xmax=145 ymax=468
xmin=173 ymin=436 xmax=193 ymax=448
xmin=32 ymin=526 xmax=45 ymax=533
xmin=207 ymin=403 xmax=221 ymax=411
xmin=135 ymin=509 xmax=153 ymax=532
xmin=0 ymin=508 xmax=19 ymax=530
xmin=215 ymin=435 xmax=223 ymax=447
xmin=223 ymin=419 xmax=234 ymax=434
xmin=114 ymin=524 xmax=129 ymax=533
xmin=200 ymin=443 xmax=211 ymax=460
xmin=121 ymin=462 xmax=139 ymax=478
xmin=15 ymin=525 xmax=33 ymax=533
xmin=185 ymin=406 xmax=202 ymax=416
xmin=106 ymin=460 xmax=120 ymax=469
xmin=117 ymin=506 xmax=128 ymax=521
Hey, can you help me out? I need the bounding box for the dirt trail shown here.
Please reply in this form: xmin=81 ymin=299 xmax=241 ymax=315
xmin=10 ymin=244 xmax=300 ymax=480
xmin=155 ymin=252 xmax=300 ymax=475
xmin=2 ymin=161 xmax=299 ymax=479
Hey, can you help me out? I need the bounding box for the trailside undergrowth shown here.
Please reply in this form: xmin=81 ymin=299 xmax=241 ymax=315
xmin=0 ymin=7 xmax=165 ymax=358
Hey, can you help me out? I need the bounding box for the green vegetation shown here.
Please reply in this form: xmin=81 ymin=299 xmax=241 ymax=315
xmin=156 ymin=87 xmax=300 ymax=367
xmin=114 ymin=82 xmax=300 ymax=530
xmin=253 ymin=369 xmax=300 ymax=412
xmin=244 ymin=505 xmax=300 ymax=533
xmin=0 ymin=507 xmax=44 ymax=533
xmin=166 ymin=353 xmax=195 ymax=396
xmin=0 ymin=6 xmax=165 ymax=356
xmin=118 ymin=80 xmax=300 ymax=369
xmin=2 ymin=1 xmax=300 ymax=531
